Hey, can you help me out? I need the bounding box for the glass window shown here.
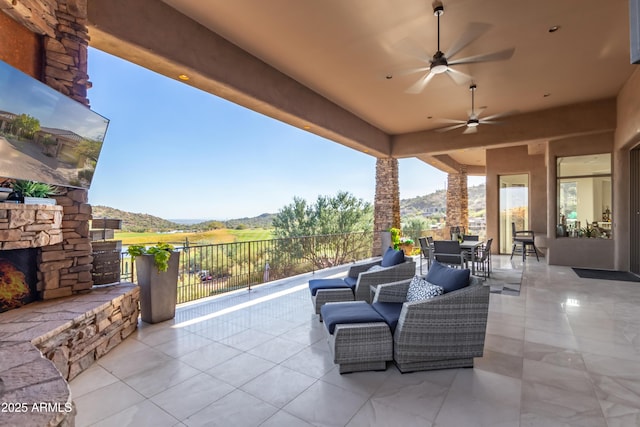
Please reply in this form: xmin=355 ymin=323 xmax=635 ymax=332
xmin=499 ymin=174 xmax=528 ymax=253
xmin=557 ymin=154 xmax=612 ymax=238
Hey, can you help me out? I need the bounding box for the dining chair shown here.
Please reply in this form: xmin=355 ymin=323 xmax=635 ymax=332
xmin=449 ymin=226 xmax=465 ymax=241
xmin=462 ymin=234 xmax=480 ymax=259
xmin=511 ymin=222 xmax=539 ymax=261
xmin=432 ymin=240 xmax=467 ymax=269
xmin=475 ymin=238 xmax=493 ymax=278
xmin=418 ymin=237 xmax=432 ymax=273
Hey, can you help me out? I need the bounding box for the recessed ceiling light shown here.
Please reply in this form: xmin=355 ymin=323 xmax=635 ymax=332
xmin=427 ymin=116 xmax=433 ymax=119
xmin=303 ymin=125 xmax=311 ymax=130
xmin=548 ymin=26 xmax=560 ymax=33
xmin=543 ymin=93 xmax=551 ymax=97
xmin=178 ymin=74 xmax=190 ymax=81
xmin=385 ymin=74 xmax=393 ymax=80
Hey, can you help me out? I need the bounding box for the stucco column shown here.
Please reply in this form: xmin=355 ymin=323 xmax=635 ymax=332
xmin=373 ymin=157 xmax=400 ymax=256
xmin=446 ymin=168 xmax=468 ymax=234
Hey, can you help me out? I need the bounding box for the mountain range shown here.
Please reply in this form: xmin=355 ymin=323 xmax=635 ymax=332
xmin=93 ymin=184 xmax=485 ymax=232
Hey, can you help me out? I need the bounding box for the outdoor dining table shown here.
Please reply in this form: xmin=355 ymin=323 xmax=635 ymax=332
xmin=460 ymin=240 xmax=484 ymax=275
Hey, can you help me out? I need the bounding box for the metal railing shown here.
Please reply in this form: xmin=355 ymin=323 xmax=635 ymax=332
xmin=118 ymin=231 xmax=374 ymax=304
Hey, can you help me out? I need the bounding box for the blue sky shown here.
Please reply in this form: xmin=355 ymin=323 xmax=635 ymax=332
xmin=87 ymin=48 xmax=483 ymax=220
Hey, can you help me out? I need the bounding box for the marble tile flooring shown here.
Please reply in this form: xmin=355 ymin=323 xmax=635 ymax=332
xmin=69 ymin=256 xmax=640 ymax=427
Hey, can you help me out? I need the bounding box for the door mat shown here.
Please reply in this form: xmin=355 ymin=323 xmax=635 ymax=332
xmin=572 ymin=268 xmax=640 ymax=282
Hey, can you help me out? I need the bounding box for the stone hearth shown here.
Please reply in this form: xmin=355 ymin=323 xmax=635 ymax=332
xmin=0 ymin=283 xmax=140 ymax=427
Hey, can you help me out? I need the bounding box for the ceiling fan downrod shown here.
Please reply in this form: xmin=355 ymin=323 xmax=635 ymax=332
xmin=468 ymin=84 xmax=479 ymax=126
xmin=431 ymin=1 xmax=448 ymax=74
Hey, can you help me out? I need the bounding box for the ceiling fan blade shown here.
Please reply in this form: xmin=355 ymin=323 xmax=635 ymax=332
xmin=394 ymin=65 xmax=431 ymax=77
xmin=436 ymin=123 xmax=467 ymax=133
xmin=392 ymin=37 xmax=432 ymax=63
xmin=445 ymin=67 xmax=473 ymax=85
xmin=481 ymin=109 xmax=519 ymax=121
xmin=405 ymin=72 xmax=435 ymax=94
xmin=445 ymin=22 xmax=492 ymax=60
xmin=449 ymin=47 xmax=516 ymax=66
xmin=468 ymin=106 xmax=486 ymax=118
xmin=438 ymin=118 xmax=467 ymax=125
xmin=463 ymin=126 xmax=478 ymax=134
xmin=479 ymin=120 xmax=500 ymax=125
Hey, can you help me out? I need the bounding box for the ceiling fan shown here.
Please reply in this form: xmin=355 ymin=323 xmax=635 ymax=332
xmin=399 ymin=0 xmax=515 ymax=94
xmin=435 ymin=83 xmax=514 ymax=134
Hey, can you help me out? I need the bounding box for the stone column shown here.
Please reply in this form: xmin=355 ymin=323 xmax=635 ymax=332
xmin=46 ymin=0 xmax=91 ymax=105
xmin=373 ymin=157 xmax=400 ymax=256
xmin=446 ymin=167 xmax=468 ymax=235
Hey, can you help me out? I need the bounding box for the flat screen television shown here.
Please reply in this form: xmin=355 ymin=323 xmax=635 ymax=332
xmin=0 ymin=59 xmax=109 ymax=189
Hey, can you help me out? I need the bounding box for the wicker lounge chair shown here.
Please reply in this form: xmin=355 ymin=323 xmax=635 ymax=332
xmin=310 ymin=258 xmax=416 ymax=317
xmin=372 ymin=274 xmax=489 ymax=373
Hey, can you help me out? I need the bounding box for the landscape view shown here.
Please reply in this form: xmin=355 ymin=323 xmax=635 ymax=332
xmin=94 ymin=183 xmax=486 ymax=247
xmin=91 ymin=184 xmax=486 ymax=303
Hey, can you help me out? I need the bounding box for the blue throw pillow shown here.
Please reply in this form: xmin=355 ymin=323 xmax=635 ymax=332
xmin=380 ymin=247 xmax=395 ymax=267
xmin=425 ymin=261 xmax=470 ymax=293
xmin=381 ymin=247 xmax=405 ymax=267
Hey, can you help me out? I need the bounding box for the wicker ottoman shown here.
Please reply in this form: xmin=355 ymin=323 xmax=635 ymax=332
xmin=320 ymin=301 xmax=393 ymax=374
xmin=309 ymin=278 xmax=355 ymax=319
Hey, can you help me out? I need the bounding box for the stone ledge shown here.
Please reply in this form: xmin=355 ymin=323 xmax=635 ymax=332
xmin=0 ymin=283 xmax=140 ymax=427
xmin=0 ymin=202 xmax=63 ymax=249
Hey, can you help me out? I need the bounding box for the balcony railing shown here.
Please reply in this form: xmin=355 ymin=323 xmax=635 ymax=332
xmin=118 ymin=231 xmax=374 ymax=304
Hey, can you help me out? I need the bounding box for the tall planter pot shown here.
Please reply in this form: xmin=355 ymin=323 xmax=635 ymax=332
xmin=380 ymin=231 xmax=391 ymax=255
xmin=135 ymin=251 xmax=180 ymax=324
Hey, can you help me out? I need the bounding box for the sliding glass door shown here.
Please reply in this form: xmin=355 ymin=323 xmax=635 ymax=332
xmin=499 ymin=174 xmax=529 ymax=254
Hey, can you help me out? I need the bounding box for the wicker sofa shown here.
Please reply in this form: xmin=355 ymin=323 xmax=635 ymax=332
xmin=372 ymin=274 xmax=489 ymax=373
xmin=309 ymin=253 xmax=416 ymax=318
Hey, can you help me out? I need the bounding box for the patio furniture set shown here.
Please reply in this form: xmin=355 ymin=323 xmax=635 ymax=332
xmin=308 ymin=248 xmax=490 ymax=374
xmin=420 ymin=235 xmax=494 ymax=278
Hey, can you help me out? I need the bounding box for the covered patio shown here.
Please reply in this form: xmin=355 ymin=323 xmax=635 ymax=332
xmin=69 ymin=257 xmax=640 ymax=426
xmin=1 ymin=1 xmax=640 ymax=426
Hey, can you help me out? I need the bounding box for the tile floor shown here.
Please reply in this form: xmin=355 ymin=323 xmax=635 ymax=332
xmin=69 ymin=256 xmax=640 ymax=427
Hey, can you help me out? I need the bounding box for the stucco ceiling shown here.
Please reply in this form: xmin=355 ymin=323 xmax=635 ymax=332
xmin=91 ymin=0 xmax=637 ymax=170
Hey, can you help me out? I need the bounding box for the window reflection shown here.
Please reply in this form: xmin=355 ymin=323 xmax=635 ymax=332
xmin=557 ymin=154 xmax=612 ymax=239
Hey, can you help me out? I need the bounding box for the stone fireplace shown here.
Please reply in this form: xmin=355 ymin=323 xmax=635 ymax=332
xmin=0 ymin=187 xmax=94 ymax=308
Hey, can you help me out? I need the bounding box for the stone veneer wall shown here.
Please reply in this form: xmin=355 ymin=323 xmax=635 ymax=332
xmin=0 ymin=0 xmax=91 ymax=105
xmin=0 ymin=203 xmax=63 ymax=249
xmin=446 ymin=168 xmax=469 ymax=233
xmin=373 ymin=157 xmax=400 ymax=256
xmin=34 ymin=285 xmax=140 ymax=381
xmin=41 ymin=187 xmax=93 ymax=299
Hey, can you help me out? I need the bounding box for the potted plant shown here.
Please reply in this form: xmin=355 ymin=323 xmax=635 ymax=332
xmin=389 ymin=227 xmax=401 ymax=250
xmin=399 ymin=236 xmax=415 ymax=256
xmin=10 ymin=180 xmax=57 ymax=205
xmin=128 ymin=242 xmax=180 ymax=323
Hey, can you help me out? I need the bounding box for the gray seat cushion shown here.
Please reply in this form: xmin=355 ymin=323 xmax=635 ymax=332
xmin=309 ymin=278 xmax=350 ymax=296
xmin=371 ymin=302 xmax=403 ymax=333
xmin=321 ymin=302 xmax=386 ymax=334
